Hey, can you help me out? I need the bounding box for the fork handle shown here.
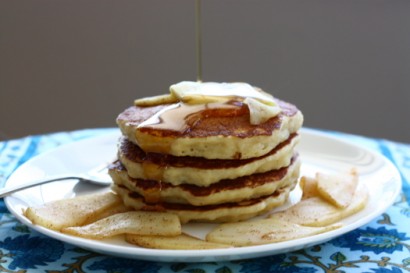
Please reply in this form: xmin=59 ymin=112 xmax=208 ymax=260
xmin=0 ymin=176 xmax=79 ymax=199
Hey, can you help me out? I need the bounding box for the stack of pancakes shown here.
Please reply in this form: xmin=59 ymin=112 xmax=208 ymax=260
xmin=109 ymin=82 xmax=304 ymax=223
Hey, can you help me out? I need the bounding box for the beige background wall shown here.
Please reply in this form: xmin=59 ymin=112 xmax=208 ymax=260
xmin=1 ymin=0 xmax=409 ymax=142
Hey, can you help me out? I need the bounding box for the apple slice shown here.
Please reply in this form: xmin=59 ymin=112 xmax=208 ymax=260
xmin=316 ymin=169 xmax=358 ymax=208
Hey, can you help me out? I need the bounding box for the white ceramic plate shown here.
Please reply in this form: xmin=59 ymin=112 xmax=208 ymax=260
xmin=4 ymin=128 xmax=401 ymax=262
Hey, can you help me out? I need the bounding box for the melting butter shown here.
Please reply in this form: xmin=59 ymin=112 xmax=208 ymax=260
xmin=170 ymin=81 xmax=276 ymax=106
xmin=170 ymin=81 xmax=281 ymax=125
xmin=136 ymin=81 xmax=281 ymax=129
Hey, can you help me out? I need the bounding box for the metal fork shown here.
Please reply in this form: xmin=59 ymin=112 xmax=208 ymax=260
xmin=0 ymin=164 xmax=112 ymax=198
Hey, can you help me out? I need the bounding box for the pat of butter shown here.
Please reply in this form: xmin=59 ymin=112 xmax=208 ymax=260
xmin=170 ymin=81 xmax=281 ymax=124
xmin=244 ymin=97 xmax=281 ymax=125
xmin=170 ymin=81 xmax=274 ymax=105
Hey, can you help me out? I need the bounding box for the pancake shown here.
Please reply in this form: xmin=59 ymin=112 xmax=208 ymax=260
xmin=118 ymin=133 xmax=300 ymax=186
xmin=109 ymin=155 xmax=300 ymax=206
xmin=112 ymin=81 xmax=303 ymax=223
xmin=112 ymin=182 xmax=296 ymax=223
xmin=117 ymin=98 xmax=303 ymax=159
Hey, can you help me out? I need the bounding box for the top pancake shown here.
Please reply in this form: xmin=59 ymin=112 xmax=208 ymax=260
xmin=117 ymin=98 xmax=303 ymax=159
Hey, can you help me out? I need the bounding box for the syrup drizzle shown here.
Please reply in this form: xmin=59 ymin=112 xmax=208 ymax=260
xmin=195 ymin=0 xmax=202 ymax=82
xmin=137 ymin=101 xmax=239 ymax=133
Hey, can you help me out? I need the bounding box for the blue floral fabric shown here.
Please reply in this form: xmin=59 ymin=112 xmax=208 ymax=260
xmin=0 ymin=128 xmax=409 ymax=273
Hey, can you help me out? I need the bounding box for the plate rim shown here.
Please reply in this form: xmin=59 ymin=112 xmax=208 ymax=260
xmin=4 ymin=128 xmax=402 ymax=262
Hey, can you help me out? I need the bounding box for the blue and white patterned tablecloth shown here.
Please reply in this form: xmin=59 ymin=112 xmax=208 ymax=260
xmin=0 ymin=128 xmax=409 ymax=273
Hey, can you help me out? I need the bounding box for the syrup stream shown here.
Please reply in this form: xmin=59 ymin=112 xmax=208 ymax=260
xmin=195 ymin=0 xmax=202 ymax=82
